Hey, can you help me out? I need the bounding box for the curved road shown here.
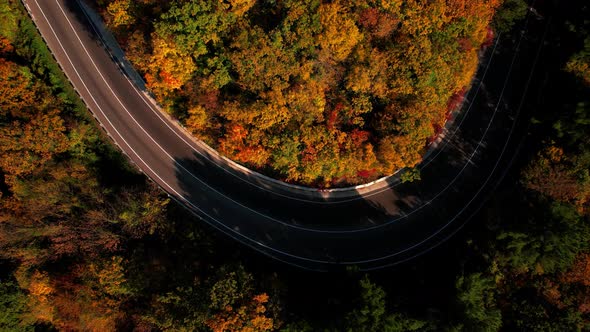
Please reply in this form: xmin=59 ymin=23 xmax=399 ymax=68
xmin=23 ymin=0 xmax=548 ymax=271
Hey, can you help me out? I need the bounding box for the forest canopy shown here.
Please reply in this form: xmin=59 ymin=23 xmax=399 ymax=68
xmin=101 ymin=0 xmax=502 ymax=186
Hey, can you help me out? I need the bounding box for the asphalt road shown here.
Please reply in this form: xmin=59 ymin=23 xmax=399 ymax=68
xmin=22 ymin=0 xmax=549 ymax=271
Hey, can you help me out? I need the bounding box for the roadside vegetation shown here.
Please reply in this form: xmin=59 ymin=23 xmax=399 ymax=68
xmin=98 ymin=0 xmax=501 ymax=186
xmin=1 ymin=0 xmax=590 ymax=331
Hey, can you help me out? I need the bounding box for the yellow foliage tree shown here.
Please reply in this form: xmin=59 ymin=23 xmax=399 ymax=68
xmin=15 ymin=269 xmax=55 ymax=324
xmin=206 ymin=293 xmax=275 ymax=332
xmin=106 ymin=0 xmax=134 ymax=27
xmin=318 ymin=2 xmax=362 ymax=62
xmin=567 ymin=56 xmax=590 ymax=86
xmin=0 ymin=58 xmax=40 ymax=117
xmin=145 ymin=36 xmax=196 ymax=97
xmin=185 ymin=105 xmax=209 ymax=135
xmin=0 ymin=109 xmax=70 ymax=182
xmin=222 ymin=0 xmax=256 ymax=16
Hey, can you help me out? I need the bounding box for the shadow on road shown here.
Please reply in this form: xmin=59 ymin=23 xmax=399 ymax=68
xmin=59 ymin=0 xmax=549 ymax=270
xmin=64 ymin=0 xmax=148 ymax=90
xmin=168 ymin=15 xmax=548 ymax=270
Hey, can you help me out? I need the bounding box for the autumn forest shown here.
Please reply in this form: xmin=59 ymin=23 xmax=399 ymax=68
xmin=2 ymin=0 xmax=590 ymax=331
xmin=102 ymin=0 xmax=501 ymax=186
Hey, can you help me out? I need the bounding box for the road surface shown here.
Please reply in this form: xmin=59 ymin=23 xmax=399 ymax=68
xmin=22 ymin=0 xmax=548 ymax=270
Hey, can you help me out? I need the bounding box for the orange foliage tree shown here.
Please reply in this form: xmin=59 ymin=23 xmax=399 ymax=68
xmin=206 ymin=293 xmax=275 ymax=332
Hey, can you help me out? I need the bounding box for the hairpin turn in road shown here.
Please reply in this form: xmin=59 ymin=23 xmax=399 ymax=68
xmin=22 ymin=0 xmax=547 ymax=271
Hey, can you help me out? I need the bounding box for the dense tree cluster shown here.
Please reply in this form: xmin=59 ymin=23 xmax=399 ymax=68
xmin=100 ymin=0 xmax=501 ymax=186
